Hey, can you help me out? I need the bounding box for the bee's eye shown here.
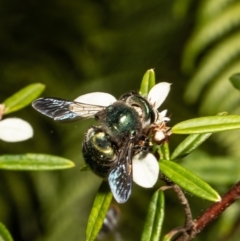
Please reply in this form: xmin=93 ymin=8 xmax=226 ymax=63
xmin=120 ymin=94 xmax=156 ymax=128
xmin=82 ymin=127 xmax=117 ymax=177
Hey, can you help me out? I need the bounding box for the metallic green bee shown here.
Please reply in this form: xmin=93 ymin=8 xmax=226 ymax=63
xmin=32 ymin=83 xmax=171 ymax=203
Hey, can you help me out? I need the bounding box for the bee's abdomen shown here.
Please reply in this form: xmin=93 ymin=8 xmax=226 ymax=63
xmin=82 ymin=126 xmax=117 ymax=177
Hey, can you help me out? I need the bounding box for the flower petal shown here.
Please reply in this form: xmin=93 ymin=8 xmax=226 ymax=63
xmin=148 ymin=82 xmax=171 ymax=109
xmin=158 ymin=109 xmax=170 ymax=122
xmin=132 ymin=152 xmax=159 ymax=188
xmin=0 ymin=118 xmax=33 ymax=142
xmin=154 ymin=131 xmax=166 ymax=143
xmin=159 ymin=109 xmax=167 ymax=119
xmin=74 ymin=92 xmax=117 ymax=106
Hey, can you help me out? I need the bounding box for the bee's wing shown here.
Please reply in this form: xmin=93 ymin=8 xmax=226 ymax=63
xmin=32 ymin=92 xmax=117 ymax=123
xmin=108 ymin=140 xmax=134 ymax=203
xmin=32 ymin=98 xmax=106 ymax=122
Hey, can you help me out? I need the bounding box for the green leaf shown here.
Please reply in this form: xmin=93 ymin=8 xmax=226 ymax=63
xmin=160 ymin=159 xmax=221 ymax=202
xmin=79 ymin=163 xmax=91 ymax=171
xmin=230 ymin=73 xmax=240 ymax=90
xmin=171 ymin=112 xmax=227 ymax=159
xmin=0 ymin=222 xmax=13 ymax=241
xmin=159 ymin=143 xmax=170 ymax=160
xmin=141 ymin=190 xmax=165 ymax=241
xmin=162 ymin=234 xmax=171 ymax=241
xmin=139 ymin=69 xmax=155 ymax=96
xmin=171 ymin=133 xmax=212 ymax=160
xmin=182 ymin=2 xmax=240 ymax=73
xmin=0 ymin=154 xmax=75 ymax=170
xmin=86 ymin=181 xmax=113 ymax=241
xmin=3 ymin=83 xmax=45 ymax=114
xmin=182 ymin=150 xmax=240 ymax=185
xmin=172 ymin=115 xmax=240 ymax=134
xmin=162 ymin=233 xmax=173 ymax=241
xmin=184 ymin=32 xmax=240 ymax=104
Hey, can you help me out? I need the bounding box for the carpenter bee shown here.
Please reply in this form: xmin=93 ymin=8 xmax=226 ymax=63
xmin=32 ymin=83 xmax=171 ymax=203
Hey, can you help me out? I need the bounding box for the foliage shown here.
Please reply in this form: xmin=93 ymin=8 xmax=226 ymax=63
xmin=0 ymin=84 xmax=75 ymax=241
xmin=180 ymin=0 xmax=240 ymax=158
xmin=141 ymin=190 xmax=165 ymax=241
xmin=3 ymin=84 xmax=45 ymax=114
xmin=0 ymin=222 xmax=13 ymax=241
xmin=77 ymin=70 xmax=238 ymax=240
xmin=86 ymin=182 xmax=113 ymax=241
xmin=0 ymin=1 xmax=240 ymax=241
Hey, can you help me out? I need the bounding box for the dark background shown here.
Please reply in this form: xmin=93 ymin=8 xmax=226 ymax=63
xmin=1 ymin=0 xmax=240 ymax=240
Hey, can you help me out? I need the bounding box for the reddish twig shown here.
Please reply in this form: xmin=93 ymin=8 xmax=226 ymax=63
xmin=160 ymin=177 xmax=193 ymax=241
xmin=191 ymin=180 xmax=240 ymax=237
xmin=174 ymin=180 xmax=240 ymax=241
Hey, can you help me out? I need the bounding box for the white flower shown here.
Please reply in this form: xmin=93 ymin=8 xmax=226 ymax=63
xmin=0 ymin=117 xmax=33 ymax=142
xmin=147 ymin=82 xmax=171 ymax=110
xmin=133 ymin=82 xmax=171 ymax=188
xmin=74 ymin=92 xmax=117 ymax=106
xmin=132 ymin=152 xmax=160 ymax=188
xmin=76 ymin=83 xmax=171 ymax=189
xmin=146 ymin=82 xmax=172 ymax=144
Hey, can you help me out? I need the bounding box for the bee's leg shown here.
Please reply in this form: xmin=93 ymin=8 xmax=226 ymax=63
xmin=134 ymin=135 xmax=151 ymax=154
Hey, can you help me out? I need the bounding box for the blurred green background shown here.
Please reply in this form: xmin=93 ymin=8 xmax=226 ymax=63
xmin=1 ymin=0 xmax=240 ymax=240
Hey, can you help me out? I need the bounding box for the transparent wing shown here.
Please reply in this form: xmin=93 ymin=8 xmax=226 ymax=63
xmin=108 ymin=140 xmax=134 ymax=203
xmin=32 ymin=97 xmax=106 ymax=122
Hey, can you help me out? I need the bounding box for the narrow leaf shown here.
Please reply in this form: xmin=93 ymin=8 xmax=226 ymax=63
xmin=171 ymin=113 xmax=227 ymax=159
xmin=79 ymin=163 xmax=91 ymax=171
xmin=162 ymin=233 xmax=173 ymax=241
xmin=141 ymin=190 xmax=165 ymax=241
xmin=172 ymin=115 xmax=240 ymax=134
xmin=0 ymin=154 xmax=75 ymax=170
xmin=0 ymin=222 xmax=13 ymax=241
xmin=171 ymin=133 xmax=212 ymax=160
xmin=86 ymin=181 xmax=113 ymax=241
xmin=139 ymin=69 xmax=156 ymax=96
xmin=160 ymin=159 xmax=221 ymax=202
xmin=182 ymin=150 xmax=240 ymax=185
xmin=160 ymin=142 xmax=170 ymax=160
xmin=230 ymin=73 xmax=240 ymax=90
xmin=3 ymin=83 xmax=45 ymax=114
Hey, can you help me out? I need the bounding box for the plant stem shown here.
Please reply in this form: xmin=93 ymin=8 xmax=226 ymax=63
xmin=174 ymin=180 xmax=240 ymax=241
